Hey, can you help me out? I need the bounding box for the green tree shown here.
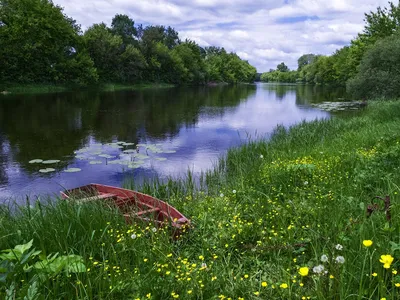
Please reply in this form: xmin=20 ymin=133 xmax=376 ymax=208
xmin=276 ymin=62 xmax=289 ymax=72
xmin=111 ymin=14 xmax=137 ymax=47
xmin=297 ymin=54 xmax=317 ymax=71
xmin=84 ymin=23 xmax=123 ymax=82
xmin=0 ymin=0 xmax=97 ymax=84
xmin=347 ymin=32 xmax=400 ymax=99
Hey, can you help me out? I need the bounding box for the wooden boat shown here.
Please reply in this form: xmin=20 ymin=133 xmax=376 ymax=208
xmin=61 ymin=184 xmax=190 ymax=231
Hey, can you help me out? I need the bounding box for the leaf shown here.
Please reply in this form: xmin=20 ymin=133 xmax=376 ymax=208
xmin=29 ymin=159 xmax=43 ymax=164
xmin=155 ymin=157 xmax=167 ymax=161
xmin=123 ymin=149 xmax=136 ymax=153
xmin=5 ymin=282 xmax=15 ymax=300
xmin=39 ymin=168 xmax=55 ymax=173
xmin=24 ymin=281 xmax=41 ymax=300
xmin=14 ymin=239 xmax=34 ymax=254
xmin=89 ymin=161 xmax=102 ymax=165
xmin=122 ymin=142 xmax=135 ymax=146
xmin=64 ymin=168 xmax=81 ymax=173
xmin=163 ymin=150 xmax=177 ymax=154
xmin=67 ymin=262 xmax=87 ymax=273
xmin=42 ymin=160 xmax=60 ymax=164
xmin=98 ymin=154 xmax=115 ymax=159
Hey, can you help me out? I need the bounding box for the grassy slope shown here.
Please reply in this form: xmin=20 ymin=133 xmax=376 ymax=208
xmin=2 ymin=100 xmax=400 ymax=299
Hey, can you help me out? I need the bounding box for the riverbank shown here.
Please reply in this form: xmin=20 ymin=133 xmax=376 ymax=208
xmin=1 ymin=100 xmax=400 ymax=299
xmin=0 ymin=83 xmax=176 ymax=95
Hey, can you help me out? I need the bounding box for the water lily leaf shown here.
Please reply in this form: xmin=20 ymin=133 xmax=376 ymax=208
xmin=155 ymin=157 xmax=167 ymax=161
xmin=163 ymin=150 xmax=177 ymax=154
xmin=64 ymin=168 xmax=81 ymax=173
xmin=98 ymin=154 xmax=115 ymax=159
xmin=136 ymin=144 xmax=146 ymax=147
xmin=42 ymin=160 xmax=60 ymax=164
xmin=123 ymin=149 xmax=136 ymax=153
xmin=116 ymin=141 xmax=125 ymax=145
xmin=75 ymin=155 xmax=86 ymax=160
xmin=90 ymin=151 xmax=102 ymax=155
xmin=89 ymin=161 xmax=102 ymax=165
xmin=122 ymin=142 xmax=135 ymax=146
xmin=29 ymin=159 xmax=43 ymax=164
xmin=127 ymin=163 xmax=142 ymax=169
xmin=110 ymin=145 xmax=123 ymax=149
xmin=39 ymin=168 xmax=56 ymax=173
xmin=135 ymin=154 xmax=149 ymax=160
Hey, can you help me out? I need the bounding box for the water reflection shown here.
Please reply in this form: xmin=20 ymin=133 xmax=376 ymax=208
xmin=0 ymin=84 xmax=338 ymax=201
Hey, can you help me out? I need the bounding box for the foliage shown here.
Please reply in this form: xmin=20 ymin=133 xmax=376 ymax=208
xmin=0 ymin=0 xmax=98 ymax=85
xmin=347 ymin=32 xmax=400 ymax=99
xmin=0 ymin=238 xmax=86 ymax=299
xmin=276 ymin=62 xmax=289 ymax=72
xmin=260 ymin=62 xmax=298 ymax=83
xmin=0 ymin=0 xmax=256 ymax=87
xmin=288 ymin=1 xmax=400 ymax=91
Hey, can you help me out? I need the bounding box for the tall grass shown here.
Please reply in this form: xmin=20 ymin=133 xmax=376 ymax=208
xmin=2 ymin=100 xmax=400 ymax=299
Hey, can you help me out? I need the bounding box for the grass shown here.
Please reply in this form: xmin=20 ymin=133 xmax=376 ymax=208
xmin=2 ymin=100 xmax=400 ymax=299
xmin=0 ymin=83 xmax=175 ymax=95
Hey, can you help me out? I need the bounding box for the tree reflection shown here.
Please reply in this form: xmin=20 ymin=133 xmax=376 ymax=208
xmin=0 ymin=85 xmax=256 ymax=175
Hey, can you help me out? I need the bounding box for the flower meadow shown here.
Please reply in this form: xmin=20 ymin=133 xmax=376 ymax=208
xmin=2 ymin=100 xmax=400 ymax=299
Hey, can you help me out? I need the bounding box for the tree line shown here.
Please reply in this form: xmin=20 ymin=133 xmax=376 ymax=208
xmin=0 ymin=0 xmax=257 ymax=86
xmin=261 ymin=1 xmax=400 ymax=99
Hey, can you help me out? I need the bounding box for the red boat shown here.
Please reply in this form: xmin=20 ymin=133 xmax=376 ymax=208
xmin=61 ymin=184 xmax=190 ymax=231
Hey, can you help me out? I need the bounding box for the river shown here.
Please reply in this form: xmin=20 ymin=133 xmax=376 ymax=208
xmin=0 ymin=83 xmax=347 ymax=202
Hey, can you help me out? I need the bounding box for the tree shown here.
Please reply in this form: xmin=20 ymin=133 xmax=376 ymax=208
xmin=84 ymin=23 xmax=123 ymax=82
xmin=297 ymin=54 xmax=317 ymax=71
xmin=111 ymin=14 xmax=137 ymax=47
xmin=276 ymin=62 xmax=289 ymax=72
xmin=347 ymin=32 xmax=400 ymax=99
xmin=0 ymin=0 xmax=97 ymax=84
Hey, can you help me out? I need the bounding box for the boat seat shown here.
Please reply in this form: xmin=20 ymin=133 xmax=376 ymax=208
xmin=77 ymin=193 xmax=116 ymax=203
xmin=123 ymin=207 xmax=161 ymax=218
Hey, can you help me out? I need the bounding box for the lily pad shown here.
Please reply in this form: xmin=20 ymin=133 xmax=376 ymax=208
xmin=90 ymin=151 xmax=103 ymax=155
xmin=163 ymin=150 xmax=177 ymax=154
xmin=64 ymin=168 xmax=81 ymax=173
xmin=29 ymin=159 xmax=43 ymax=164
xmin=134 ymin=154 xmax=149 ymax=160
xmin=122 ymin=142 xmax=135 ymax=146
xmin=127 ymin=163 xmax=143 ymax=169
xmin=75 ymin=155 xmax=86 ymax=160
xmin=98 ymin=154 xmax=115 ymax=159
xmin=39 ymin=168 xmax=55 ymax=173
xmin=110 ymin=145 xmax=124 ymax=149
xmin=155 ymin=157 xmax=167 ymax=161
xmin=42 ymin=160 xmax=61 ymax=164
xmin=89 ymin=161 xmax=102 ymax=165
xmin=123 ymin=149 xmax=136 ymax=154
xmin=116 ymin=141 xmax=125 ymax=145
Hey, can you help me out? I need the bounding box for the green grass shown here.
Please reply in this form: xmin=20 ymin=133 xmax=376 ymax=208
xmin=1 ymin=84 xmax=69 ymax=94
xmin=2 ymin=100 xmax=400 ymax=299
xmin=0 ymin=83 xmax=175 ymax=95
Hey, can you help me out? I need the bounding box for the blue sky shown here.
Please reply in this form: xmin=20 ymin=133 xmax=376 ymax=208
xmin=53 ymin=0 xmax=391 ymax=72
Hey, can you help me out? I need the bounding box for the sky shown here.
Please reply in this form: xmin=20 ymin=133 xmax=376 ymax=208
xmin=52 ymin=0 xmax=392 ymax=72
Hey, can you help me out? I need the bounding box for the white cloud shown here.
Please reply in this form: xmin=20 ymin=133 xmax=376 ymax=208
xmin=53 ymin=0 xmax=392 ymax=72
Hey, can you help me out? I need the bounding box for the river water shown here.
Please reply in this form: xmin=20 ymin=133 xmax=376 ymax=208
xmin=0 ymin=83 xmax=346 ymax=202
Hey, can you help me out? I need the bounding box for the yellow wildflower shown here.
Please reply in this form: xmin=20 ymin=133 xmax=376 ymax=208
xmin=396 ymin=283 xmax=400 ymax=287
xmin=372 ymin=273 xmax=378 ymax=277
xmin=379 ymin=255 xmax=394 ymax=269
xmin=363 ymin=240 xmax=373 ymax=247
xmin=261 ymin=282 xmax=267 ymax=287
xmin=280 ymin=283 xmax=288 ymax=289
xmin=298 ymin=267 xmax=309 ymax=277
